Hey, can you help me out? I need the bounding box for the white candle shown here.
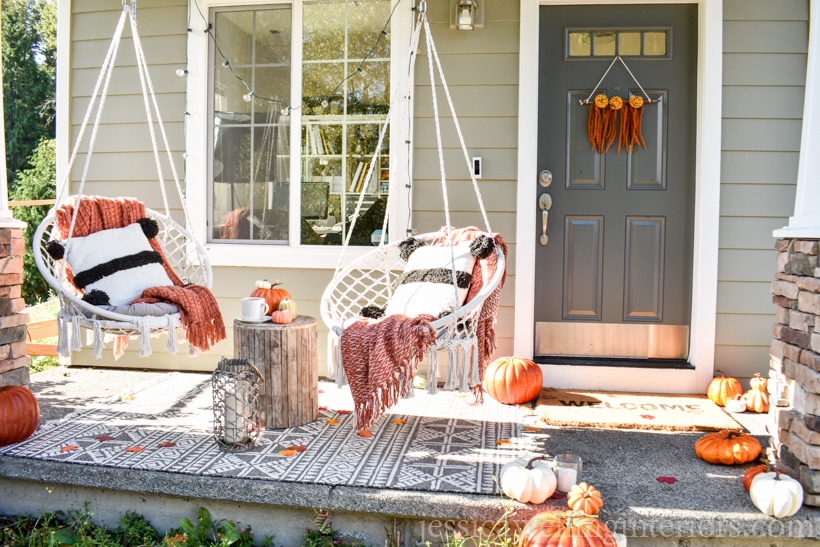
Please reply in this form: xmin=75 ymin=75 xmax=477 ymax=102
xmin=557 ymin=467 xmax=577 ymax=492
xmin=224 ymin=393 xmax=238 ymax=444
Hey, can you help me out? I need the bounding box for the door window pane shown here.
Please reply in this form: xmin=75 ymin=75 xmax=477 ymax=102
xmin=210 ymin=6 xmax=292 ymax=243
xmin=618 ymin=32 xmax=642 ymax=56
xmin=568 ymin=32 xmax=592 ymax=57
xmin=593 ymin=32 xmax=616 ymax=56
xmin=643 ymin=32 xmax=667 ymax=56
xmin=566 ymin=28 xmax=670 ymax=59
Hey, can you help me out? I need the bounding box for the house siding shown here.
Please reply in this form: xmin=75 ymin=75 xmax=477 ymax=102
xmin=717 ymin=0 xmax=808 ymax=382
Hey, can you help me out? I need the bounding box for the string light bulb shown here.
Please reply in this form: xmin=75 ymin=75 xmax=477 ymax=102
xmin=243 ymin=92 xmax=254 ymax=103
xmin=176 ymin=69 xmax=188 ymax=77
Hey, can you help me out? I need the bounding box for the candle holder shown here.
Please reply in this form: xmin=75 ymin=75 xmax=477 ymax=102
xmin=212 ymin=357 xmax=263 ymax=452
xmin=555 ymin=453 xmax=582 ymax=493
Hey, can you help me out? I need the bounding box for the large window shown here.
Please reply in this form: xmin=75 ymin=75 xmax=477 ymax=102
xmin=207 ymin=0 xmax=393 ymax=247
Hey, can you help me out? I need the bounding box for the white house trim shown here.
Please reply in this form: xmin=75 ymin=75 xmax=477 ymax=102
xmin=55 ymin=0 xmax=72 ymax=202
xmin=514 ymin=0 xmax=722 ymax=393
xmin=774 ymin=0 xmax=820 ymax=240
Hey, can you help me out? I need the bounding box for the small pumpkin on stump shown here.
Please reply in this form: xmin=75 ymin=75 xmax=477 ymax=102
xmin=0 ymin=385 xmax=40 ymax=446
xmin=706 ymin=371 xmax=743 ymax=407
xmin=483 ymin=356 xmax=543 ymax=405
xmin=566 ymin=482 xmax=604 ymax=515
xmin=518 ymin=510 xmax=617 ymax=547
xmin=742 ymin=373 xmax=769 ymax=413
xmin=250 ymin=280 xmax=292 ymax=315
xmin=694 ymin=429 xmax=761 ymax=465
xmin=270 ymin=309 xmax=293 ymax=325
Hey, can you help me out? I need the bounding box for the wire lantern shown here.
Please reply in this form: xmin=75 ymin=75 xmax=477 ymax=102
xmin=212 ymin=358 xmax=264 ymax=452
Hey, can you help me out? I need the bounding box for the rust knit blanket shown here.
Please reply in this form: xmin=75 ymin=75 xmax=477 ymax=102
xmin=339 ymin=227 xmax=507 ymax=430
xmin=55 ymin=196 xmax=226 ymax=353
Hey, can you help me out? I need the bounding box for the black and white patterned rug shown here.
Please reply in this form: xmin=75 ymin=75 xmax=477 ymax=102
xmin=1 ymin=373 xmax=543 ymax=495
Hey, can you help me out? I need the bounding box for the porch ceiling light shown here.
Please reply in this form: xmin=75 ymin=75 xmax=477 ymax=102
xmin=450 ymin=0 xmax=483 ymax=31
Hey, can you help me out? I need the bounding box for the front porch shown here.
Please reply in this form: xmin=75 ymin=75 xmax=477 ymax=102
xmin=1 ymin=366 xmax=819 ymax=546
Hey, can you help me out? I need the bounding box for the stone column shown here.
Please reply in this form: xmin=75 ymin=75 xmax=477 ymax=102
xmin=0 ymin=223 xmax=30 ymax=387
xmin=768 ymin=238 xmax=820 ymax=506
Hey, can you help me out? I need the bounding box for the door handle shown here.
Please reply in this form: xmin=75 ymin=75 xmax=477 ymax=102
xmin=539 ymin=193 xmax=552 ymax=246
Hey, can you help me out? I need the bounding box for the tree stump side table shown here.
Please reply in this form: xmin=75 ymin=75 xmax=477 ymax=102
xmin=233 ymin=315 xmax=318 ymax=429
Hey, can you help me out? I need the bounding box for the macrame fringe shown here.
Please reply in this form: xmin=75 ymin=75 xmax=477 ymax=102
xmin=138 ymin=319 xmax=152 ymax=357
xmin=443 ymin=346 xmax=458 ymax=390
xmin=166 ymin=317 xmax=178 ymax=354
xmin=469 ymin=344 xmax=480 ymax=387
xmin=92 ymin=320 xmax=104 ymax=358
xmin=56 ymin=312 xmax=70 ymax=357
xmin=70 ymin=316 xmax=82 ymax=351
xmin=427 ymin=348 xmax=439 ymax=394
xmin=458 ymin=346 xmax=470 ymax=393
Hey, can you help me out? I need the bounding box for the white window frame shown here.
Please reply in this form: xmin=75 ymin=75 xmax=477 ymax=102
xmin=184 ymin=0 xmax=413 ymax=268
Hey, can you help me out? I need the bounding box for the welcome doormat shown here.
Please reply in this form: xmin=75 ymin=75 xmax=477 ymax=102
xmin=535 ymin=388 xmax=742 ymax=431
xmin=0 ymin=373 xmax=541 ymax=495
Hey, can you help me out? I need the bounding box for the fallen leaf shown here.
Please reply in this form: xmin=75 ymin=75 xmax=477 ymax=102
xmin=495 ymin=439 xmax=513 ymax=446
xmin=60 ymin=444 xmax=79 ymax=452
xmin=157 ymin=441 xmax=177 ymax=448
xmin=95 ymin=435 xmax=114 ymax=442
xmin=551 ymin=492 xmax=565 ymax=499
xmin=318 ymin=389 xmax=324 ymax=394
xmin=278 ymin=449 xmax=299 ymax=457
xmin=121 ymin=395 xmax=136 ymax=401
xmin=523 ymin=426 xmax=541 ymax=432
xmin=392 ymin=418 xmax=407 ymax=425
xmin=286 ymin=444 xmax=307 ymax=452
xmin=337 ymin=410 xmax=352 ymax=415
xmin=356 ymin=429 xmax=373 ymax=437
xmin=656 ymin=476 xmax=678 ymax=484
xmin=125 ymin=446 xmax=145 ymax=453
xmin=641 ymin=414 xmax=656 ymax=420
xmin=326 ymin=419 xmax=340 ymax=425
xmin=319 ymin=406 xmax=328 ymax=411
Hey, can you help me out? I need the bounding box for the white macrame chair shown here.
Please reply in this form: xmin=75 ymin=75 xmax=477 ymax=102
xmin=33 ymin=2 xmax=212 ymax=358
xmin=320 ymin=2 xmax=505 ymax=393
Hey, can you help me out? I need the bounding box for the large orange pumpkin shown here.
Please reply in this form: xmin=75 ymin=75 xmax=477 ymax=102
xmin=0 ymin=385 xmax=40 ymax=446
xmin=694 ymin=429 xmax=761 ymax=465
xmin=483 ymin=356 xmax=543 ymax=405
xmin=706 ymin=371 xmax=743 ymax=407
xmin=250 ymin=280 xmax=292 ymax=315
xmin=518 ymin=510 xmax=617 ymax=547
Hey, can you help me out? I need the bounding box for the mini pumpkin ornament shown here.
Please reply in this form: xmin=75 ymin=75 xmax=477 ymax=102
xmin=483 ymin=356 xmax=543 ymax=405
xmin=278 ymin=298 xmax=298 ymax=317
xmin=500 ymin=456 xmax=557 ymax=504
xmin=250 ymin=280 xmax=292 ymax=315
xmin=743 ymin=373 xmax=769 ymax=413
xmin=706 ymin=371 xmax=743 ymax=407
xmin=0 ymin=385 xmax=40 ymax=446
xmin=694 ymin=429 xmax=761 ymax=465
xmin=750 ymin=470 xmax=804 ymax=518
xmin=725 ymin=393 xmax=747 ymax=413
xmin=566 ymin=482 xmax=604 ymax=516
xmin=270 ymin=309 xmax=293 ymax=325
xmin=518 ymin=510 xmax=617 ymax=547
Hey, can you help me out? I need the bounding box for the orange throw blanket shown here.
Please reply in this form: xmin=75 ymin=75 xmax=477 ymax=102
xmin=55 ymin=196 xmax=226 ymax=354
xmin=340 ymin=227 xmax=507 ymax=430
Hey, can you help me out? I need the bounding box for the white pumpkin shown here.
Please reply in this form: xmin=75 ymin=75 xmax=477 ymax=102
xmin=725 ymin=394 xmax=747 ymax=413
xmin=499 ymin=456 xmax=557 ymax=504
xmin=750 ymin=471 xmax=804 ymax=518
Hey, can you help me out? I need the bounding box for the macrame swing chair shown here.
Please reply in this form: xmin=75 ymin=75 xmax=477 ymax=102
xmin=33 ymin=1 xmax=221 ymax=359
xmin=320 ymin=2 xmax=506 ymax=430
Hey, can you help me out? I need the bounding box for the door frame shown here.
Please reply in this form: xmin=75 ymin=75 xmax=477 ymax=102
xmin=514 ymin=0 xmax=723 ymax=393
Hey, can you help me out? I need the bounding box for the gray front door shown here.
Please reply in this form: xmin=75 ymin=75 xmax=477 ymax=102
xmin=534 ymin=4 xmax=696 ymax=363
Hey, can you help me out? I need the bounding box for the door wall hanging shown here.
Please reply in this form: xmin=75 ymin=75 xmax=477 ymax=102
xmin=581 ymin=56 xmax=658 ymax=154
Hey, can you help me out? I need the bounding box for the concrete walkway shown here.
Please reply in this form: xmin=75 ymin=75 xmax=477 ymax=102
xmin=1 ymin=365 xmax=819 ymax=546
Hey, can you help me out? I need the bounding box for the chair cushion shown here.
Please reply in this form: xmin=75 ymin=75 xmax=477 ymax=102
xmin=385 ymin=243 xmax=476 ymax=318
xmin=64 ymin=222 xmax=175 ymax=307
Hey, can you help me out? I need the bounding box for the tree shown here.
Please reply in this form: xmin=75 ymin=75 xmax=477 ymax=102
xmin=10 ymin=138 xmax=55 ymax=304
xmin=2 ymin=0 xmax=56 ymax=188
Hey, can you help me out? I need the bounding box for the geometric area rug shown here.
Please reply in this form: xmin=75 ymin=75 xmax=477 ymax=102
xmin=535 ymin=388 xmax=742 ymax=432
xmin=0 ymin=373 xmax=542 ymax=495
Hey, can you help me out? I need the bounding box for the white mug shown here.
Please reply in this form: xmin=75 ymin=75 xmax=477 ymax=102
xmin=241 ymin=297 xmax=269 ymax=320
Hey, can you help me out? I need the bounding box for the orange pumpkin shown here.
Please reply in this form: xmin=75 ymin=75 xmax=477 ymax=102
xmin=0 ymin=385 xmax=40 ymax=446
xmin=566 ymin=482 xmax=604 ymax=515
xmin=743 ymin=463 xmax=769 ymax=491
xmin=270 ymin=310 xmax=293 ymax=324
xmin=518 ymin=510 xmax=617 ymax=547
xmin=250 ymin=280 xmax=292 ymax=315
xmin=706 ymin=371 xmax=743 ymax=407
xmin=743 ymin=373 xmax=769 ymax=413
xmin=483 ymin=356 xmax=543 ymax=405
xmin=694 ymin=430 xmax=761 ymax=465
